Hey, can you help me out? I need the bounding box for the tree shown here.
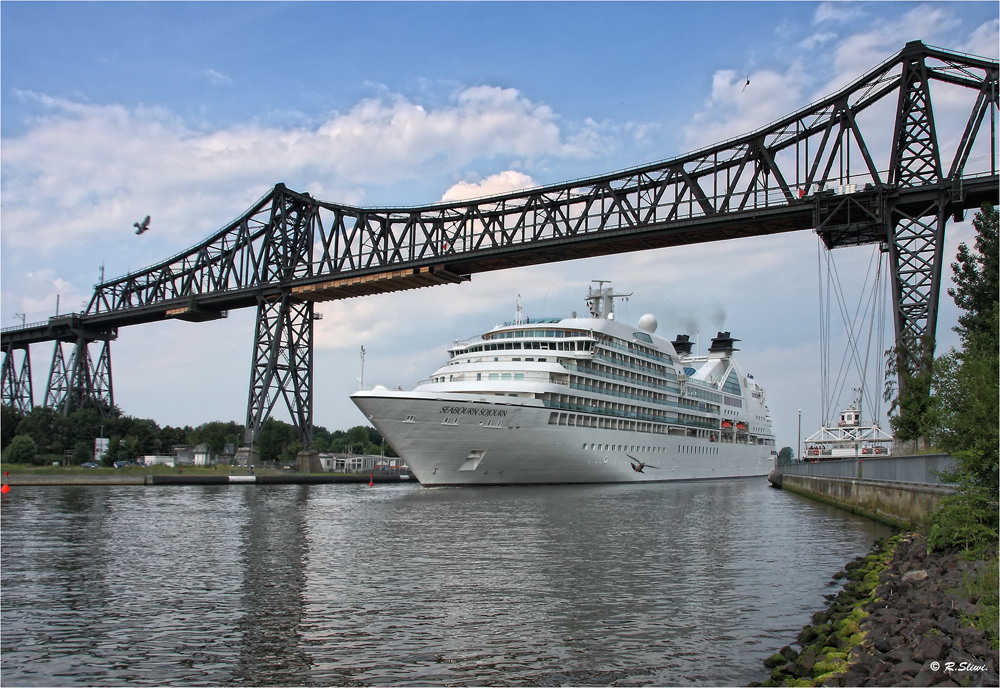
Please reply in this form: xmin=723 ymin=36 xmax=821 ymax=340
xmin=256 ymin=418 xmax=296 ymax=463
xmin=1 ymin=405 xmax=24 ymax=450
xmin=949 ymin=203 xmax=998 ymax=350
xmin=922 ymin=204 xmax=1000 ymax=551
xmin=3 ymin=435 xmax=39 ymax=465
xmin=777 ymin=446 xmax=794 ymax=464
xmin=72 ymin=440 xmax=92 ymax=465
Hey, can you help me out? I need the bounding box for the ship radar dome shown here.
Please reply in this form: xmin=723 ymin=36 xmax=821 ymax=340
xmin=638 ymin=314 xmax=658 ymax=333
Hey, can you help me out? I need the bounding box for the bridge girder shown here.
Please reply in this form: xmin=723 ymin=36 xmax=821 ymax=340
xmin=2 ymin=41 xmax=996 ymax=441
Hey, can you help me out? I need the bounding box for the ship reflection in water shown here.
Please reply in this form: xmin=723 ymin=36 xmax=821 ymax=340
xmin=1 ymin=480 xmax=890 ymax=686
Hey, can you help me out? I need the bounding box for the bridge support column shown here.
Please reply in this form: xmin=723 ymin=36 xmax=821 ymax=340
xmin=1 ymin=343 xmax=34 ymax=414
xmin=885 ymin=45 xmax=947 ymax=383
xmin=245 ymin=291 xmax=314 ymax=447
xmin=44 ymin=337 xmax=114 ymax=416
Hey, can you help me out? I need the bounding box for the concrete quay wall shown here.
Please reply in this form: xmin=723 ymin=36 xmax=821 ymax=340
xmin=778 ymin=473 xmax=954 ymax=528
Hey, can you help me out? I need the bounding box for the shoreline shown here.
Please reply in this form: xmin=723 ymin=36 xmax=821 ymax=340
xmin=1 ymin=472 xmax=415 ymax=486
xmin=752 ymin=533 xmax=998 ymax=687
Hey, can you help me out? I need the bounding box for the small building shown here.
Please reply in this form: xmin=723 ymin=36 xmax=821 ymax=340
xmin=173 ymin=446 xmax=195 ymax=466
xmin=142 ymin=455 xmax=175 ymax=467
xmin=193 ymin=443 xmax=211 ymax=466
xmin=318 ymin=453 xmax=403 ymax=473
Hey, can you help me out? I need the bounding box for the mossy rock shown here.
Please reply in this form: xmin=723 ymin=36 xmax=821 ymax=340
xmin=786 ymin=679 xmax=815 ymax=687
xmin=813 ymin=659 xmax=847 ymax=677
xmin=837 ymin=619 xmax=860 ymax=636
xmin=779 ymin=645 xmax=799 ymax=661
xmin=847 ymin=631 xmax=867 ymax=647
xmin=823 ymin=651 xmax=848 ymax=662
xmin=764 ymin=652 xmax=787 ymax=668
xmin=847 ymin=607 xmax=869 ymax=622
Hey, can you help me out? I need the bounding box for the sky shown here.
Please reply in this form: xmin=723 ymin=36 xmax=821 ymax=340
xmin=2 ymin=1 xmax=998 ymax=452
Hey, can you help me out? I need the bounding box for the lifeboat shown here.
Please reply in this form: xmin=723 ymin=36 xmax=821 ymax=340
xmin=721 ymin=419 xmax=733 ymax=429
xmin=736 ymin=421 xmax=747 ymax=431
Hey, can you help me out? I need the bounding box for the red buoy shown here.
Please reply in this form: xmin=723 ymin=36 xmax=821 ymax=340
xmin=368 ymin=474 xmax=374 ymax=487
xmin=1 ymin=484 xmax=10 ymax=494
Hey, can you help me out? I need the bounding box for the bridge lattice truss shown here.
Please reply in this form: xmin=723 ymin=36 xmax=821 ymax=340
xmin=3 ymin=41 xmax=997 ymax=446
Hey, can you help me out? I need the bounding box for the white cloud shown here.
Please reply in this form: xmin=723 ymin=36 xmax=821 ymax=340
xmin=203 ymin=69 xmax=232 ymax=86
xmin=441 ymin=170 xmax=537 ymax=202
xmin=797 ymin=32 xmax=837 ymax=50
xmin=683 ymin=66 xmax=806 ymax=150
xmin=1 ymin=86 xmax=608 ymax=258
xmin=814 ymin=2 xmax=866 ymax=25
xmin=962 ymin=18 xmax=1000 ymax=59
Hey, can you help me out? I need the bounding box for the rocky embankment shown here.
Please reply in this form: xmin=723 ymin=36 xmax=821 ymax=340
xmin=751 ymin=533 xmax=998 ymax=687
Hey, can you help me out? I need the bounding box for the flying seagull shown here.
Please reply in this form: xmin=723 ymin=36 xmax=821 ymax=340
xmin=627 ymin=454 xmax=659 ymax=473
xmin=742 ymin=75 xmax=750 ymax=92
xmin=134 ymin=216 xmax=151 ymax=235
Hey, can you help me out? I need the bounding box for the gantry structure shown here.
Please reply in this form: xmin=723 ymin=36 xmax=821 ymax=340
xmin=3 ymin=41 xmax=997 ymax=447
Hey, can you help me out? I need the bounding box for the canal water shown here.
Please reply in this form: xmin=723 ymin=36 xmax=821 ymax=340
xmin=1 ymin=479 xmax=890 ymax=686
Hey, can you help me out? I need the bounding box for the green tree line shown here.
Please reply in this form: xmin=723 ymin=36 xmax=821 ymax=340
xmin=1 ymin=404 xmax=393 ymax=466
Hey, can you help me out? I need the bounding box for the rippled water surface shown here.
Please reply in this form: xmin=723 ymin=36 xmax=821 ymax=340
xmin=1 ymin=479 xmax=890 ymax=686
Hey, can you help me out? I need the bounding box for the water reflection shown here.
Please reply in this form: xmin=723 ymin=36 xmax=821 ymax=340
xmin=232 ymin=486 xmax=313 ymax=682
xmin=1 ymin=479 xmax=890 ymax=686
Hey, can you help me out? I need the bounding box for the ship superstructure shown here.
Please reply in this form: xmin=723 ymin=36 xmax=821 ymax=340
xmin=352 ymin=283 xmax=776 ymax=485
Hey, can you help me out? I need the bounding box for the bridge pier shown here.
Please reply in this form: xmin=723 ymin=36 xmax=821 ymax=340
xmin=1 ymin=342 xmax=34 ymax=414
xmin=44 ymin=336 xmax=114 ymax=416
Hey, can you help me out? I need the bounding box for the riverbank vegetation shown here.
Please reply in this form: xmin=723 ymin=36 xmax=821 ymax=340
xmin=0 ymin=404 xmax=394 ymax=467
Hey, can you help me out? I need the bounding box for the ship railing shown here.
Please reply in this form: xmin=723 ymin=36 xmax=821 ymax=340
xmin=593 ymin=351 xmax=679 ymax=379
xmin=564 ymin=363 xmax=679 ymax=393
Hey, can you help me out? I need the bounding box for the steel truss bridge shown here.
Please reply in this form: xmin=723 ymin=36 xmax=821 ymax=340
xmin=3 ymin=41 xmax=997 ymax=447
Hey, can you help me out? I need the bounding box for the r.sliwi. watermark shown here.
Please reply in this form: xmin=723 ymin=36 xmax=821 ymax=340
xmin=928 ymin=660 xmax=990 ymax=673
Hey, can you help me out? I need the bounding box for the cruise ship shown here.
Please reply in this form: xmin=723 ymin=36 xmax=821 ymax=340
xmin=351 ymin=282 xmax=776 ymax=486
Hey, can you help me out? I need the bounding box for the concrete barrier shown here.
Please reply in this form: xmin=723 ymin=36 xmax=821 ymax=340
xmin=3 ymin=474 xmax=146 ymax=486
xmin=779 ymin=473 xmax=954 ymax=528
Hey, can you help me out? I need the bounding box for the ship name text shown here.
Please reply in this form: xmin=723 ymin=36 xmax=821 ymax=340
xmin=440 ymin=405 xmax=508 ymax=417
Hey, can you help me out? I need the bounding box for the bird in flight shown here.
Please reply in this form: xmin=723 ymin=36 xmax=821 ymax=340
xmin=742 ymin=75 xmax=750 ymax=92
xmin=134 ymin=216 xmax=151 ymax=235
xmin=627 ymin=454 xmax=659 ymax=473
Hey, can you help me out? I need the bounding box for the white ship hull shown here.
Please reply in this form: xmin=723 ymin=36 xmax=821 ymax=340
xmin=353 ymin=391 xmax=774 ymax=486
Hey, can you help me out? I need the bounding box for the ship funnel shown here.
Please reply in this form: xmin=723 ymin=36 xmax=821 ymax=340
xmin=708 ymin=331 xmax=740 ymax=353
xmin=671 ymin=334 xmax=693 ymax=356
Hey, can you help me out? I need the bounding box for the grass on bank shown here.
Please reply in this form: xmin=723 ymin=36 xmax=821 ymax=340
xmin=2 ymin=462 xmax=293 ymax=477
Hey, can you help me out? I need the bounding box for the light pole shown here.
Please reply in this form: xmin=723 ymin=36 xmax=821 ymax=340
xmin=797 ymin=409 xmax=802 ymax=463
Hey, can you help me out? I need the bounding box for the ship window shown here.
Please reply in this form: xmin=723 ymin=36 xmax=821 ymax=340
xmin=525 ymin=357 xmax=534 ymax=361
xmin=545 ymin=330 xmax=555 ymax=337
xmin=477 ymin=373 xmax=482 ymax=381
xmin=502 ymin=373 xmax=512 ymax=381
xmin=514 ymin=373 xmax=524 ymax=380
xmin=489 ymin=373 xmax=499 ymax=380
xmin=538 ymin=358 xmax=547 ymax=362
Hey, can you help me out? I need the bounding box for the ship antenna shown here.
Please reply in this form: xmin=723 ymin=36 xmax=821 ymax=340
xmin=358 ymin=345 xmax=365 ymax=390
xmin=515 ymin=294 xmax=524 ymax=325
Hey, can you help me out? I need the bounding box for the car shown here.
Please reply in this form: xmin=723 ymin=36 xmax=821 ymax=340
xmin=80 ymin=462 xmax=100 ymax=469
xmin=113 ymin=461 xmax=134 ymax=468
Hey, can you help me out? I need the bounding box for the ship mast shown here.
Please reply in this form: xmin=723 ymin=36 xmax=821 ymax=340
xmin=586 ymin=280 xmax=632 ymax=319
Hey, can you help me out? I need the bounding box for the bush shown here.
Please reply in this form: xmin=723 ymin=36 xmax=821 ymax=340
xmin=927 ymin=492 xmax=999 ymax=553
xmin=3 ymin=435 xmax=39 ymax=465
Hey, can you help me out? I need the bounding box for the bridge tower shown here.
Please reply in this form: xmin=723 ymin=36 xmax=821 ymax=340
xmin=244 ymin=185 xmax=317 ymax=447
xmin=1 ymin=343 xmax=34 ymax=414
xmin=884 ymin=41 xmax=998 ymax=381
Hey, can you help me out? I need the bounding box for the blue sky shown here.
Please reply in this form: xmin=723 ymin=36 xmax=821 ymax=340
xmin=2 ymin=2 xmax=998 ymax=449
